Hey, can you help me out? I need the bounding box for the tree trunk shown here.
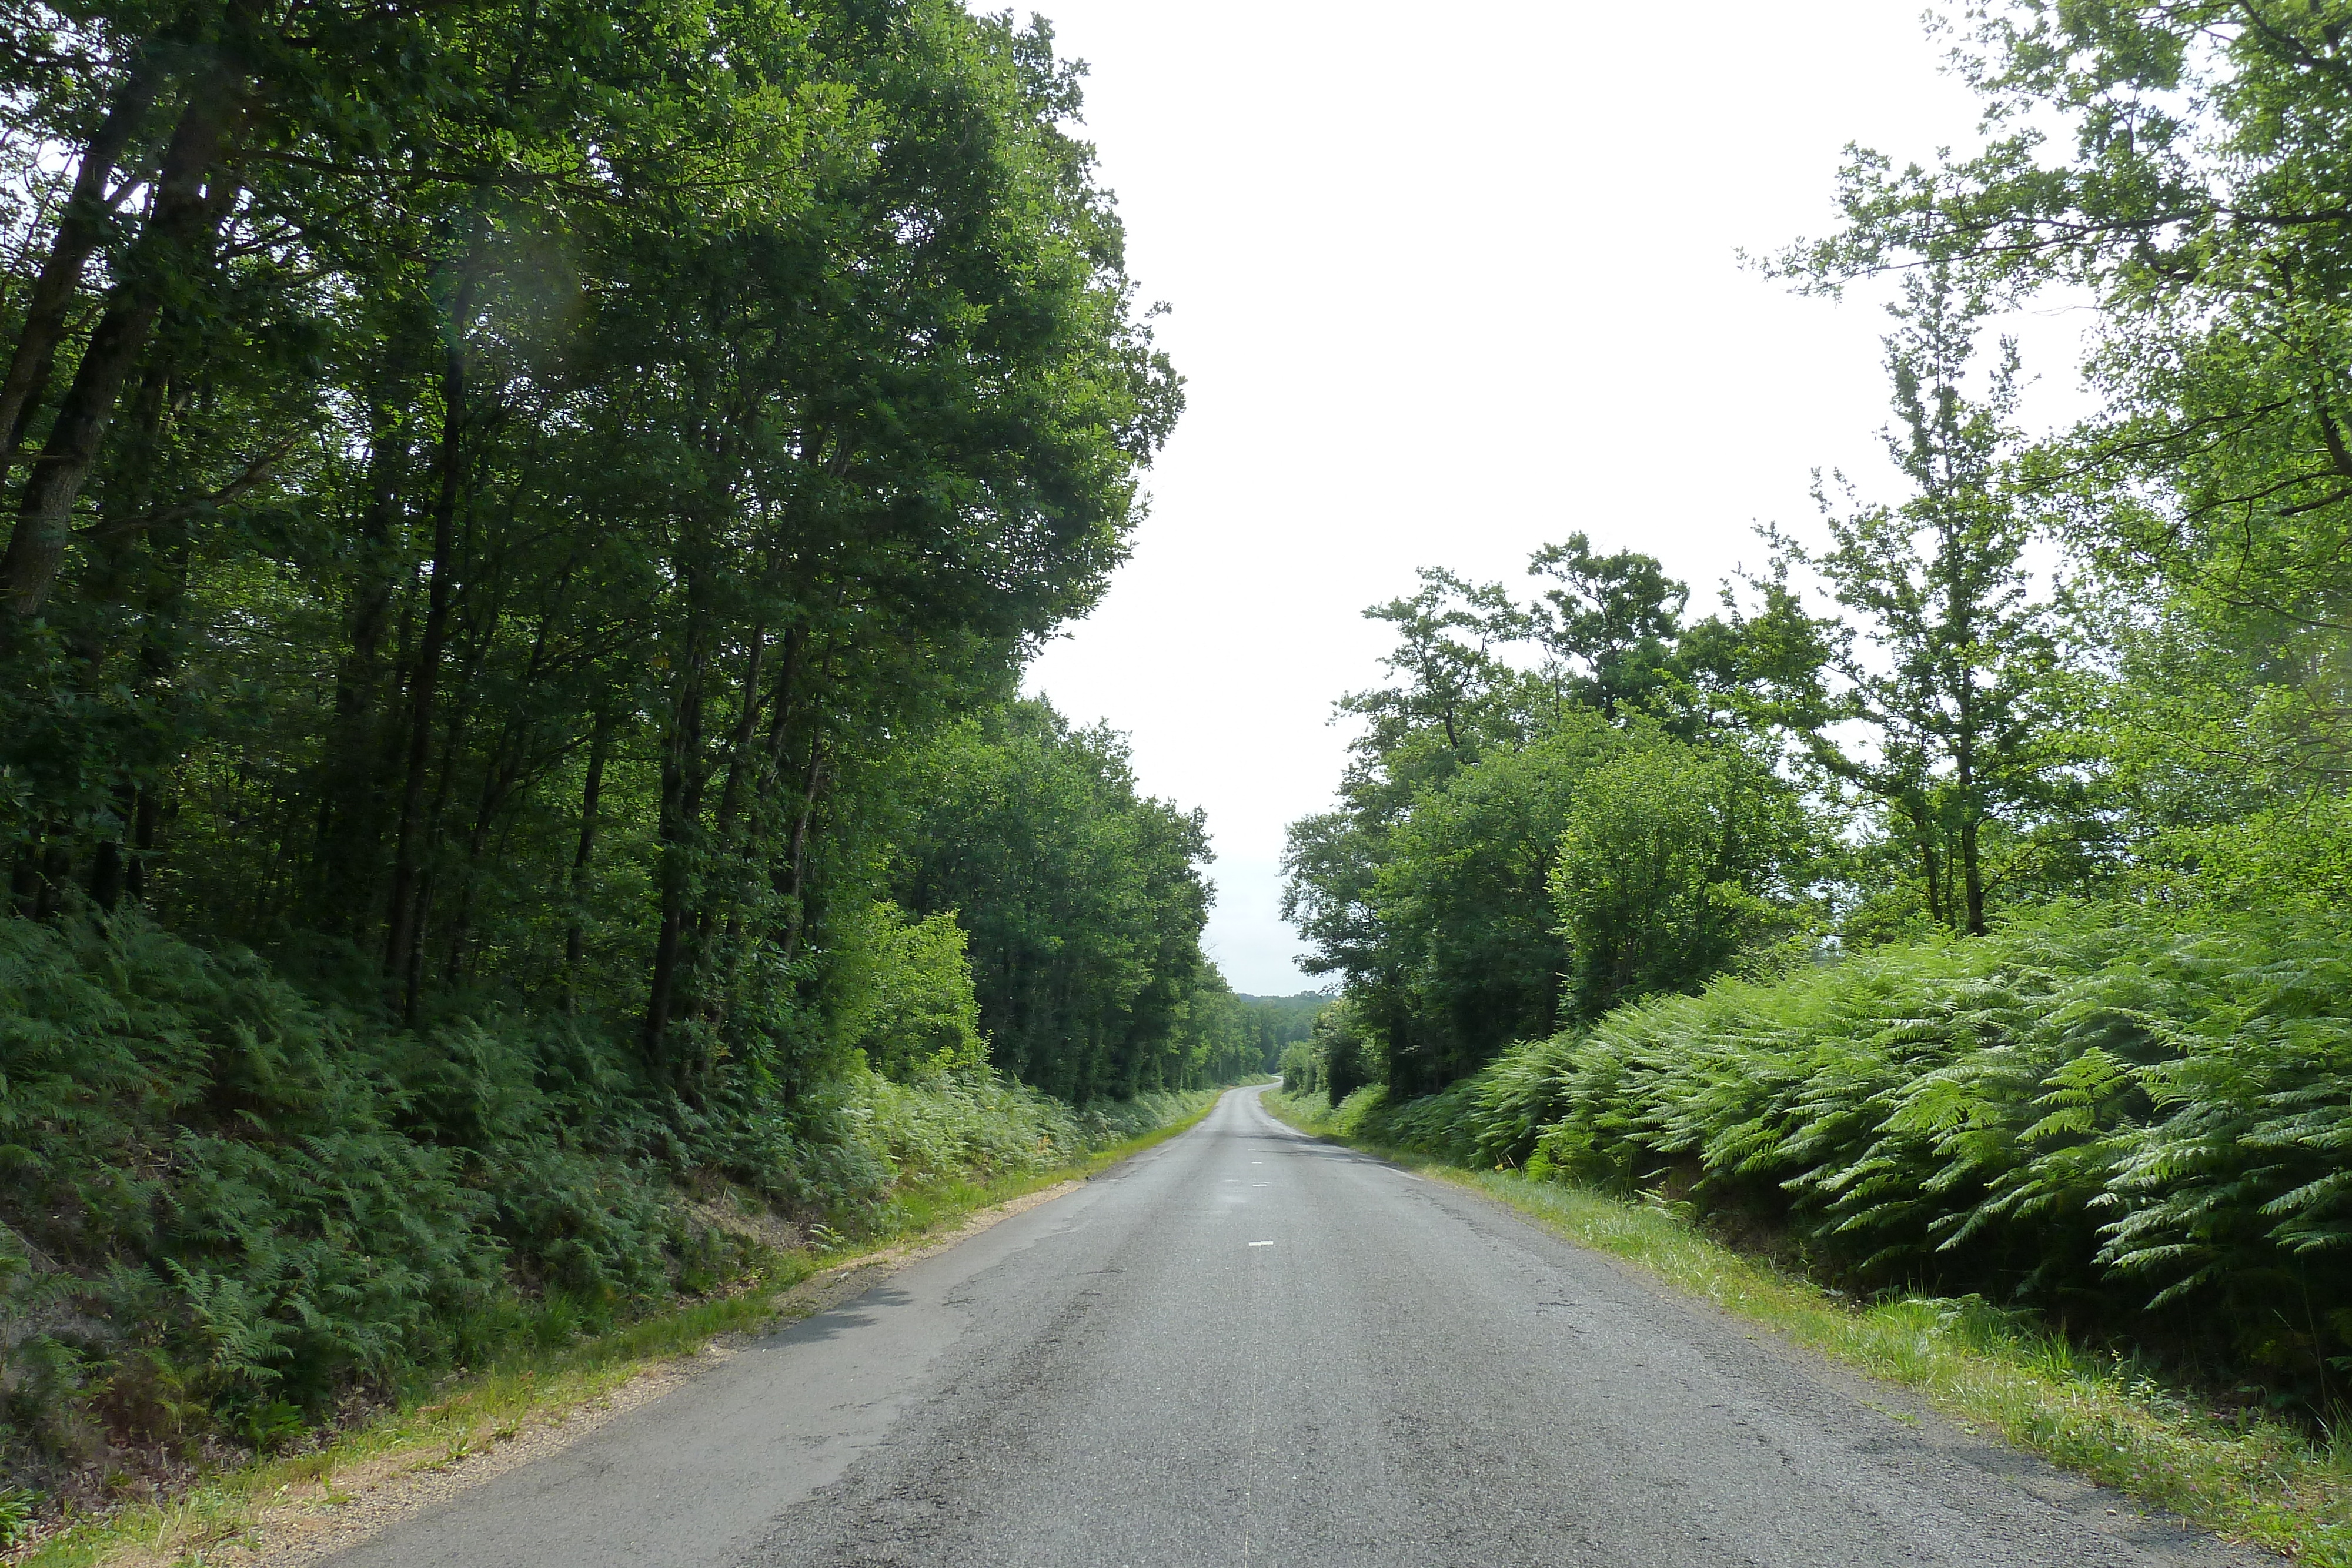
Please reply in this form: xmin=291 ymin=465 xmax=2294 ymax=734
xmin=1907 ymin=803 xmax=1945 ymax=928
xmin=707 ymin=626 xmax=767 ymax=854
xmin=1 ymin=84 xmax=237 ymax=616
xmin=778 ymin=729 xmax=826 ymax=963
xmin=31 ymin=836 xmax=71 ymax=920
xmin=384 ymin=319 xmax=469 ymax=1005
xmin=1955 ymin=668 xmax=1986 ymax=936
xmin=690 ymin=626 xmax=769 ymax=968
xmin=1959 ymin=816 xmax=1985 ymax=936
xmin=313 ymin=403 xmax=406 ymax=924
xmin=79 ymin=350 xmax=177 ymax=910
xmin=643 ymin=618 xmax=709 ymax=1071
xmin=759 ymin=626 xmax=804 ymax=776
xmin=0 ymin=62 xmax=161 ymax=462
xmin=563 ymin=705 xmax=614 ymax=1008
xmin=8 ymin=844 xmax=38 ymax=917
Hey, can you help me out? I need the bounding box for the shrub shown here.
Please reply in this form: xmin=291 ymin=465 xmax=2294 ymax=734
xmin=0 ymin=911 xmax=1209 ymax=1496
xmin=1358 ymin=900 xmax=2352 ymax=1406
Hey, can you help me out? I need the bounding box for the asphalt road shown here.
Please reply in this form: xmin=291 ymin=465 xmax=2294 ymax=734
xmin=332 ymin=1086 xmax=2259 ymax=1568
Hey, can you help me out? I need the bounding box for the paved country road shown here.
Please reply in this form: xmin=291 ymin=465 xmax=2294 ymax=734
xmin=332 ymin=1086 xmax=2260 ymax=1568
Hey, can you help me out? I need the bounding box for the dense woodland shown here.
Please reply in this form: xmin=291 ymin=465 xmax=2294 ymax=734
xmin=0 ymin=0 xmax=1303 ymax=1502
xmin=1282 ymin=5 xmax=2352 ymax=1416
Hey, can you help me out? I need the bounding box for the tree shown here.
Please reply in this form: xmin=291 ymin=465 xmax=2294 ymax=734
xmin=1526 ymin=533 xmax=1688 ymax=721
xmin=1767 ymin=272 xmax=2070 ymax=936
xmin=1337 ymin=567 xmax=1524 ymax=770
xmin=1550 ymin=743 xmax=1810 ymax=1018
xmin=1285 ymin=539 xmax=1827 ymax=1092
xmin=0 ymin=0 xmax=1180 ymax=1092
xmin=1776 ymin=1 xmax=2352 ymax=821
xmin=1363 ymin=710 xmax=1628 ymax=1091
xmin=897 ymin=698 xmax=1218 ymax=1101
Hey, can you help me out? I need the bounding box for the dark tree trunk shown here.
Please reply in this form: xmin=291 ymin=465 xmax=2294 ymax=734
xmin=708 ymin=626 xmax=767 ymax=854
xmin=87 ymin=785 xmax=135 ymax=911
xmin=8 ymin=844 xmax=38 ymax=917
xmin=759 ymin=626 xmax=804 ymax=776
xmin=778 ymin=729 xmax=826 ymax=963
xmin=1960 ymin=817 xmax=1985 ymax=936
xmin=691 ymin=626 xmax=769 ymax=968
xmin=1 ymin=84 xmax=238 ymax=616
xmin=385 ymin=322 xmax=469 ymax=1009
xmin=79 ymin=350 xmax=176 ymax=911
xmin=32 ymin=837 xmax=71 ymax=920
xmin=563 ymin=705 xmax=614 ymax=1008
xmin=643 ymin=619 xmax=709 ymax=1071
xmin=119 ymin=499 xmax=192 ymax=902
xmin=1955 ymin=670 xmax=1986 ymax=936
xmin=314 ymin=404 xmax=407 ymax=925
xmin=0 ymin=62 xmax=161 ymax=461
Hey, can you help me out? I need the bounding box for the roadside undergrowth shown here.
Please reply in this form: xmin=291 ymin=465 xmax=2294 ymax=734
xmin=1261 ymin=1088 xmax=2352 ymax=1567
xmin=11 ymin=1093 xmax=1222 ymax=1568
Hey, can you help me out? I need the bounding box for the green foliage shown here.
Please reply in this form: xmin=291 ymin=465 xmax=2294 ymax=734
xmin=1524 ymin=534 xmax=1689 ymax=722
xmin=1289 ymin=641 xmax=1820 ymax=1095
xmin=1361 ymin=711 xmax=1626 ymax=1088
xmin=1234 ymin=992 xmax=1331 ymax=1058
xmin=835 ymin=904 xmax=988 ymax=1078
xmin=0 ymin=0 xmax=1233 ymax=1512
xmin=1755 ymin=271 xmax=2083 ymax=937
xmin=1284 ymin=530 xmax=1838 ymax=1098
xmin=0 ymin=905 xmax=1211 ymax=1499
xmin=897 ymin=699 xmax=1219 ymax=1101
xmin=0 ymin=912 xmax=665 ymax=1484
xmin=1358 ymin=901 xmax=2352 ymax=1408
xmin=1551 ymin=744 xmax=1812 ymax=1018
xmin=1281 ymin=1000 xmax=1377 ymax=1105
xmin=1278 ymin=0 xmax=2352 ymax=1447
xmin=833 ymin=1064 xmax=1153 ymax=1189
xmin=1774 ymin=2 xmax=2352 ymax=858
xmin=0 ymin=0 xmax=1178 ymax=1083
xmin=1265 ymin=1083 xmax=1390 ymax=1144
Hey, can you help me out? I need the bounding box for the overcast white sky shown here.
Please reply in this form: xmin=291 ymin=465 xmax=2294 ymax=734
xmin=1018 ymin=2 xmax=2096 ymax=995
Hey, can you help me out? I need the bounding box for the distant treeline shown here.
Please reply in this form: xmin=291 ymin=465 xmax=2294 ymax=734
xmin=1234 ymin=991 xmax=1329 ymax=1071
xmin=1283 ymin=6 xmax=2352 ymax=1416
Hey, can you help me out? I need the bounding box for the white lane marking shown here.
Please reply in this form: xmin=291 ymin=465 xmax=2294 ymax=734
xmin=1252 ymin=1182 xmax=1271 ymax=1188
xmin=1247 ymin=1241 xmax=1274 ymax=1248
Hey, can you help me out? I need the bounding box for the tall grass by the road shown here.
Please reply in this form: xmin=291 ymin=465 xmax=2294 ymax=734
xmin=1375 ymin=904 xmax=2352 ymax=1389
xmin=1265 ymin=1085 xmax=2352 ymax=1566
xmin=11 ymin=1092 xmax=1222 ymax=1568
xmin=0 ymin=908 xmax=1217 ymax=1529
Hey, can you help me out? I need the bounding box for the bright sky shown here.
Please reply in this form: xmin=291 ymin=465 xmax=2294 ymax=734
xmin=1020 ymin=2 xmax=2096 ymax=995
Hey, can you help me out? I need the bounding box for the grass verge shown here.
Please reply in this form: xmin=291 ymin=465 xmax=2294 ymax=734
xmin=1261 ymin=1088 xmax=2352 ymax=1567
xmin=14 ymin=1091 xmax=1226 ymax=1568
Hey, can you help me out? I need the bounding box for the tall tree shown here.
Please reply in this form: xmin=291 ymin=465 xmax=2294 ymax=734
xmin=1767 ymin=273 xmax=2068 ymax=935
xmin=1526 ymin=533 xmax=1688 ymax=721
xmin=1776 ymin=1 xmax=2352 ymax=817
xmin=898 ymin=698 xmax=1216 ymax=1102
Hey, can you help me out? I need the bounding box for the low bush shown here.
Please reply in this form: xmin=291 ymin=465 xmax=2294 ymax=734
xmin=1342 ymin=900 xmax=2352 ymax=1410
xmin=0 ymin=912 xmax=1207 ymax=1501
